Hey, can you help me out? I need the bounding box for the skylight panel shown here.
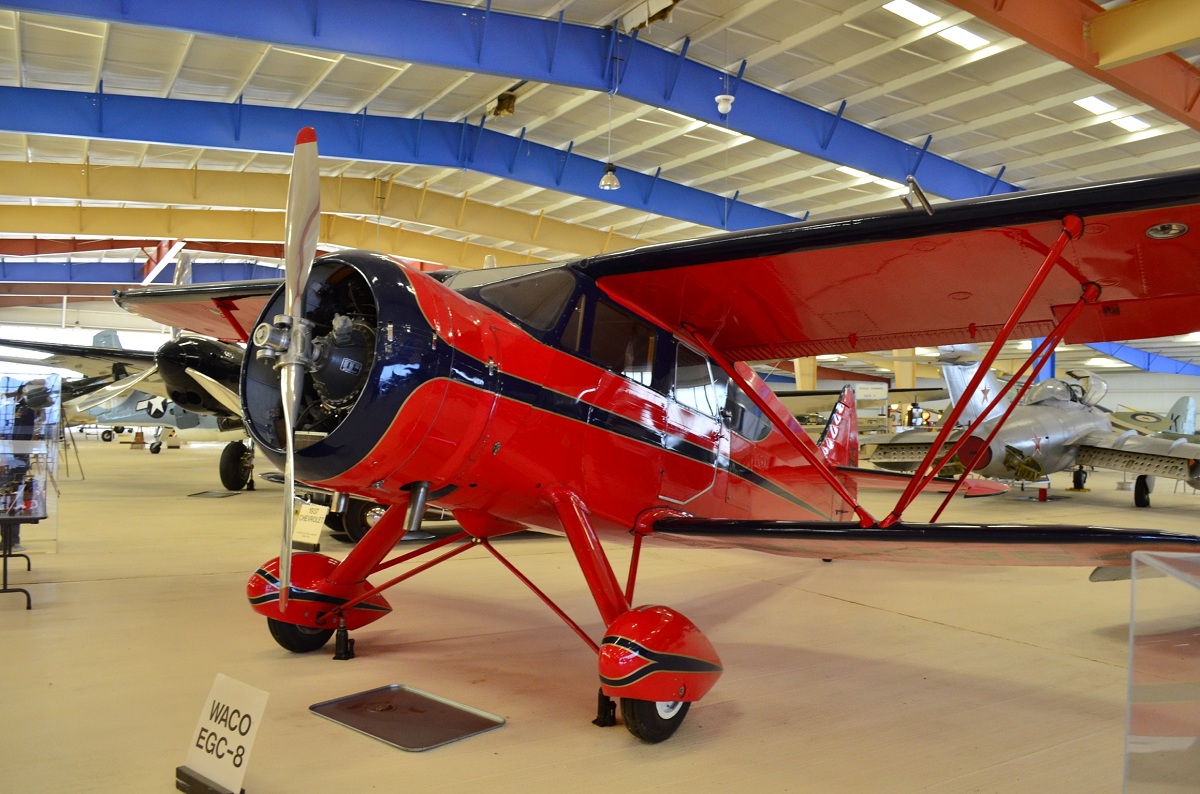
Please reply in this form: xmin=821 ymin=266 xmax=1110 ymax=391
xmin=1112 ymin=116 xmax=1151 ymax=132
xmin=883 ymin=0 xmax=939 ymax=27
xmin=1074 ymin=96 xmax=1117 ymax=115
xmin=937 ymin=26 xmax=989 ymax=50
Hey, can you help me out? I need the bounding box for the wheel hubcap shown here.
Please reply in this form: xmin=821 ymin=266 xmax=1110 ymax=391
xmin=655 ymin=701 xmax=683 ymax=720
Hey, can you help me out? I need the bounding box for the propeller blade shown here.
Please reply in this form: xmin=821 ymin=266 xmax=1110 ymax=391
xmin=284 ymin=127 xmax=320 ymax=320
xmin=69 ymin=366 xmax=159 ymax=412
xmin=275 ymin=126 xmax=321 ymax=613
xmin=183 ymin=366 xmax=243 ymax=417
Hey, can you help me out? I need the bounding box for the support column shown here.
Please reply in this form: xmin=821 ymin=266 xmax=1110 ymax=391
xmin=892 ymin=349 xmax=916 ymax=389
xmin=792 ymin=357 xmax=816 ymax=390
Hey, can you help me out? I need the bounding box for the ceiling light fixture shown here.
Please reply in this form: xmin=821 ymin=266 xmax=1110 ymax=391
xmin=600 ymin=92 xmax=620 ymax=191
xmin=599 ymin=163 xmax=620 ymax=191
xmin=492 ymin=92 xmax=517 ymax=117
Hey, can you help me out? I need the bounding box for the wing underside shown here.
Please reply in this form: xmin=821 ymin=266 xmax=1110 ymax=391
xmin=115 ymin=279 xmax=281 ymax=340
xmin=578 ymin=169 xmax=1200 ymax=360
xmin=652 ymin=518 xmax=1200 ymax=568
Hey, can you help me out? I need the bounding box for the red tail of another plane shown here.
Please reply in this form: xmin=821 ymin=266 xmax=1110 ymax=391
xmin=818 ymin=385 xmax=858 ymax=467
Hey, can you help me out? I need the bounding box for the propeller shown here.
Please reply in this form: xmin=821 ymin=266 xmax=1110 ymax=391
xmin=251 ymin=127 xmax=321 ymax=612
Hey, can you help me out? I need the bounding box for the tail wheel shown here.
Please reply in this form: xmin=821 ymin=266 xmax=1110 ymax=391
xmin=620 ymin=698 xmax=690 ymax=743
xmin=267 ymin=617 xmax=334 ymax=653
xmin=219 ymin=441 xmax=253 ymax=491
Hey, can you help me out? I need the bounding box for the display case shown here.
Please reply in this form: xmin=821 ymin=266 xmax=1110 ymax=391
xmin=0 ymin=374 xmax=60 ymax=555
xmin=1126 ymin=551 xmax=1200 ymax=792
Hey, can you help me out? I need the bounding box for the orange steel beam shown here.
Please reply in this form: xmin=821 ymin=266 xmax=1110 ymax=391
xmin=944 ymin=0 xmax=1200 ymax=133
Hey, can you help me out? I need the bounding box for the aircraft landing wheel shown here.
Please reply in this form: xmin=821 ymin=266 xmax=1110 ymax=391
xmin=620 ymin=698 xmax=690 ymax=743
xmin=219 ymin=441 xmax=253 ymax=491
xmin=1134 ymin=475 xmax=1154 ymax=508
xmin=267 ymin=618 xmax=334 ymax=653
xmin=149 ymin=441 xmax=162 ymax=454
xmin=1072 ymin=467 xmax=1087 ymax=490
xmin=100 ymin=429 xmax=115 ymax=442
xmin=341 ymin=498 xmax=386 ymax=543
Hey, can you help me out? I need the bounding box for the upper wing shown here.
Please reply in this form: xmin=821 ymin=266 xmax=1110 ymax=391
xmin=114 ymin=280 xmax=281 ymax=340
xmin=0 ymin=338 xmax=156 ymax=379
xmin=576 ymin=170 xmax=1200 ymax=360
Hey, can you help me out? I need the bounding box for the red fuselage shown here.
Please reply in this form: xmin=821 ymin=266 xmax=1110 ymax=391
xmin=241 ymin=251 xmax=854 ymax=541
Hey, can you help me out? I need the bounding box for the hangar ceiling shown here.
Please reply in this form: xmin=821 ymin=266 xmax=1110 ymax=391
xmin=1 ymin=0 xmax=1199 ymax=378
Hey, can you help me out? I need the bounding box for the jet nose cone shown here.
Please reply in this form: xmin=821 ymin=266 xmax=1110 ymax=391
xmin=956 ymin=434 xmax=992 ymax=471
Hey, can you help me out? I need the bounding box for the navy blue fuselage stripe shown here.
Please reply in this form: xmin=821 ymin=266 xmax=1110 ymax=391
xmin=599 ymin=635 xmax=723 ymax=688
xmin=446 ymin=348 xmax=827 ymax=515
xmin=250 ymin=570 xmax=389 ymax=612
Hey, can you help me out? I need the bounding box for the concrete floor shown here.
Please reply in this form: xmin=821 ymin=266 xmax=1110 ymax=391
xmin=0 ymin=436 xmax=1196 ymax=792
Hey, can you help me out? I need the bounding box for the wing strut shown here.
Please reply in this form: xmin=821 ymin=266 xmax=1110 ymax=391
xmin=927 ymin=286 xmax=1100 ymax=521
xmin=682 ymin=325 xmax=878 ymax=527
xmin=881 ymin=215 xmax=1087 ymax=526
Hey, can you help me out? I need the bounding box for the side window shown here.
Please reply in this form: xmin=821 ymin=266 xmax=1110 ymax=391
xmin=674 ymin=345 xmax=727 ymax=418
xmin=726 ymin=383 xmax=772 ymax=442
xmin=560 ymin=296 xmax=585 ymax=354
xmin=589 ymin=300 xmax=656 ymax=386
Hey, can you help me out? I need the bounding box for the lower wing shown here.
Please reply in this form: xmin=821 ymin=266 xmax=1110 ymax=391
xmin=651 ymin=518 xmax=1200 ymax=568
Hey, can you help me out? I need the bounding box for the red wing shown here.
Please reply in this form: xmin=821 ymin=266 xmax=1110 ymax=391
xmin=577 ymin=170 xmax=1200 ymax=360
xmin=115 ymin=280 xmax=281 ymax=341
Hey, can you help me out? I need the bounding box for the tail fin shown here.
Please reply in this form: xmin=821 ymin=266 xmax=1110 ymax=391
xmin=939 ymin=345 xmax=1008 ymax=424
xmin=92 ymin=330 xmax=123 ymax=349
xmin=818 ymin=385 xmax=858 ymax=466
xmin=1169 ymin=396 xmax=1196 ymax=435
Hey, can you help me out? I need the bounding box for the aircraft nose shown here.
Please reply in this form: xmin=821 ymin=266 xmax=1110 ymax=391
xmin=956 ymin=434 xmax=992 ymax=471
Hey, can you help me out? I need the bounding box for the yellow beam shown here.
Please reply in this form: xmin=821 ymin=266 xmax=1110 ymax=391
xmin=1089 ymin=0 xmax=1200 ymax=69
xmin=792 ymin=357 xmax=816 ymax=390
xmin=0 ymin=161 xmax=647 ymax=257
xmin=0 ymin=206 xmax=541 ymax=269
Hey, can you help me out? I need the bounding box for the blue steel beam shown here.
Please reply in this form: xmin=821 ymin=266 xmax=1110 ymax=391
xmin=1084 ymin=342 xmax=1200 ymax=377
xmin=0 ymin=261 xmax=280 ymax=284
xmin=0 ymin=86 xmax=793 ymax=231
xmin=3 ymin=0 xmax=1017 ymax=202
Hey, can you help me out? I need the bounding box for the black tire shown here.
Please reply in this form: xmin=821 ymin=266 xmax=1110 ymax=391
xmin=219 ymin=441 xmax=252 ymax=491
xmin=620 ymin=698 xmax=690 ymax=743
xmin=100 ymin=429 xmax=115 ymax=442
xmin=149 ymin=441 xmax=162 ymax=454
xmin=267 ymin=618 xmax=334 ymax=653
xmin=1134 ymin=475 xmax=1154 ymax=508
xmin=113 ymin=426 xmax=126 ymax=434
xmin=1072 ymin=468 xmax=1086 ymax=490
xmin=341 ymin=498 xmax=385 ymax=543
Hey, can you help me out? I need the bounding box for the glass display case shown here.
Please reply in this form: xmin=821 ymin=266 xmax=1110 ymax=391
xmin=0 ymin=374 xmax=60 ymax=555
xmin=1126 ymin=551 xmax=1200 ymax=792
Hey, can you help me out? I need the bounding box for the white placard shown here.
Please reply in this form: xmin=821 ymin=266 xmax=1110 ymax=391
xmin=184 ymin=674 xmax=268 ymax=793
xmin=852 ymin=382 xmax=889 ymax=401
xmin=291 ymin=501 xmax=327 ymax=547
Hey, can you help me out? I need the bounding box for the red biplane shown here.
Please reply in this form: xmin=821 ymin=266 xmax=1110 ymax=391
xmin=116 ymin=129 xmax=1200 ymax=743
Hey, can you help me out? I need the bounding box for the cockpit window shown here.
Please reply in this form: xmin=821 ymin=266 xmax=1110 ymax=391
xmin=477 ymin=268 xmax=578 ymax=331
